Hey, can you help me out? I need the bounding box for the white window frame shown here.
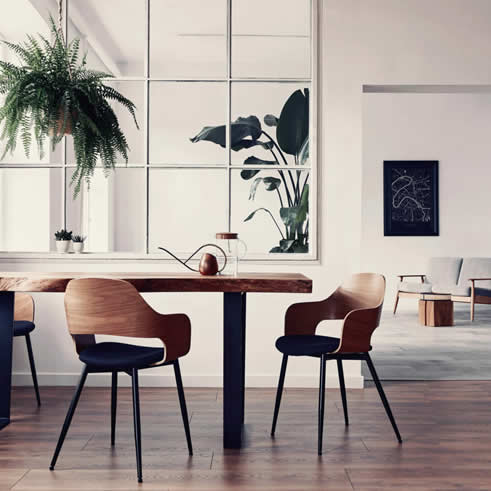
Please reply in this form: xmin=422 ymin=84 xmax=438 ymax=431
xmin=0 ymin=0 xmax=318 ymax=262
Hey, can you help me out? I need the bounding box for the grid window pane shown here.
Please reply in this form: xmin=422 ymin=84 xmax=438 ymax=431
xmin=0 ymin=168 xmax=62 ymax=252
xmin=68 ymin=0 xmax=146 ymax=77
xmin=231 ymin=82 xmax=311 ymax=166
xmin=149 ymin=82 xmax=227 ymax=165
xmin=150 ymin=0 xmax=227 ymax=78
xmin=149 ymin=169 xmax=228 ymax=253
xmin=231 ymin=169 xmax=310 ymax=255
xmin=232 ymin=0 xmax=311 ymax=79
xmin=66 ymin=168 xmax=145 ymax=253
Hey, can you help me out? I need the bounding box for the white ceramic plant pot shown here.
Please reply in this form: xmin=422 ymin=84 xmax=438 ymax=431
xmin=55 ymin=240 xmax=70 ymax=253
xmin=72 ymin=242 xmax=84 ymax=254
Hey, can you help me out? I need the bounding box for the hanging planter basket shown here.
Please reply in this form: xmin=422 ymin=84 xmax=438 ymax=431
xmin=0 ymin=2 xmax=138 ymax=197
xmin=48 ymin=107 xmax=76 ymax=137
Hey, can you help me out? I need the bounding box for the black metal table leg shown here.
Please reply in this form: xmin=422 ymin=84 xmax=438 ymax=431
xmin=0 ymin=292 xmax=14 ymax=430
xmin=223 ymin=291 xmax=246 ymax=449
xmin=240 ymin=292 xmax=246 ymax=425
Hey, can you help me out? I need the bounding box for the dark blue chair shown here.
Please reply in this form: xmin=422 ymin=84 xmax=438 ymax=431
xmin=14 ymin=293 xmax=40 ymax=406
xmin=49 ymin=278 xmax=193 ymax=483
xmin=271 ymin=273 xmax=402 ymax=455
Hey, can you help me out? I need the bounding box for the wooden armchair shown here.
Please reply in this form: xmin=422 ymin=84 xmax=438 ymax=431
xmin=50 ymin=278 xmax=192 ymax=483
xmin=271 ymin=273 xmax=401 ymax=455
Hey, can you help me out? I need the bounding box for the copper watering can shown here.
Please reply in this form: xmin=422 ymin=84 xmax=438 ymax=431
xmin=158 ymin=244 xmax=227 ymax=276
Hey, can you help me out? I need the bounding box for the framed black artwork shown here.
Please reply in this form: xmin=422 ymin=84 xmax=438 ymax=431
xmin=383 ymin=161 xmax=439 ymax=236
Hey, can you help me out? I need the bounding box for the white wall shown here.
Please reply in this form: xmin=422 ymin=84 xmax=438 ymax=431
xmin=5 ymin=0 xmax=491 ymax=388
xmin=362 ymin=92 xmax=491 ymax=304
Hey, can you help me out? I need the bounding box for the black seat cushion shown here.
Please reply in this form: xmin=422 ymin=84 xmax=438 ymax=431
xmin=79 ymin=342 xmax=164 ymax=370
xmin=275 ymin=335 xmax=340 ymax=356
xmin=13 ymin=321 xmax=35 ymax=337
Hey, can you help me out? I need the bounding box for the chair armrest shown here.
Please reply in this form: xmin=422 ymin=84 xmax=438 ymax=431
xmin=285 ymin=294 xmax=346 ymax=336
xmin=158 ymin=313 xmax=191 ymax=363
xmin=397 ymin=274 xmax=425 ymax=281
xmin=468 ymin=278 xmax=491 ymax=282
xmin=334 ymin=306 xmax=382 ymax=354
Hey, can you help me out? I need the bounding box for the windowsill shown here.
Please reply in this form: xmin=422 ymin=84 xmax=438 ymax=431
xmin=0 ymin=251 xmax=320 ymax=265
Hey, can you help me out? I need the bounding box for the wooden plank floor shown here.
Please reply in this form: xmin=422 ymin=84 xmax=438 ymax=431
xmin=3 ymin=381 xmax=491 ymax=490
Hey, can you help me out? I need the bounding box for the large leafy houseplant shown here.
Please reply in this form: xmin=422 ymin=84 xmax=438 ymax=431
xmin=191 ymin=88 xmax=309 ymax=253
xmin=0 ymin=15 xmax=138 ymax=196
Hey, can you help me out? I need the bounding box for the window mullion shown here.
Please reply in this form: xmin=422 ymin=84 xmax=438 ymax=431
xmin=226 ymin=0 xmax=232 ymax=233
xmin=62 ymin=0 xmax=68 ymax=232
xmin=144 ymin=0 xmax=150 ymax=254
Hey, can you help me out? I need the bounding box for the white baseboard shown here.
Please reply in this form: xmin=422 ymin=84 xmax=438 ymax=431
xmin=12 ymin=372 xmax=364 ymax=389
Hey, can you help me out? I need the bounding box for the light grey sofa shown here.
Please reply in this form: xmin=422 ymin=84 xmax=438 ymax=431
xmin=394 ymin=257 xmax=491 ymax=321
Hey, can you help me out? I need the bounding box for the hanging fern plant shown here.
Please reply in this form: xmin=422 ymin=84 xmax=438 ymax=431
xmin=0 ymin=10 xmax=138 ymax=197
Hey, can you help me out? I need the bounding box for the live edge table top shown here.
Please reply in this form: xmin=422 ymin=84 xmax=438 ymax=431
xmin=0 ymin=272 xmax=313 ymax=294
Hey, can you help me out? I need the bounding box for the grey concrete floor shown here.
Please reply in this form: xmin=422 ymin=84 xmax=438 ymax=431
xmin=365 ymin=301 xmax=491 ymax=380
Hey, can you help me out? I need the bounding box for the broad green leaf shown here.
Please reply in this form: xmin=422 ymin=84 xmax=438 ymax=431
xmin=291 ymin=243 xmax=309 ymax=253
xmin=247 ymin=176 xmax=281 ymax=200
xmin=240 ymin=169 xmax=261 ymax=180
xmin=264 ymin=114 xmax=279 ymax=127
xmin=243 ymin=156 xmax=276 ymax=166
xmin=190 ymin=125 xmax=226 ymax=147
xmin=279 ymin=239 xmax=295 ymax=251
xmin=298 ymin=183 xmax=309 ymax=223
xmin=240 ymin=156 xmax=276 ymax=180
xmin=243 ymin=207 xmax=285 ymax=240
xmin=244 ymin=207 xmax=271 ymax=222
xmin=232 ymin=139 xmax=273 ymax=151
xmin=297 ymin=137 xmax=309 ymax=165
xmin=249 ymin=177 xmax=263 ymax=200
xmin=191 ymin=115 xmax=262 ymax=149
xmin=235 ymin=115 xmax=262 ymax=139
xmin=270 ymin=240 xmax=308 ymax=254
xmin=263 ymin=176 xmax=281 ymax=191
xmin=280 ymin=207 xmax=300 ymax=228
xmin=276 ymin=88 xmax=309 ymax=156
xmin=279 ymin=184 xmax=309 ymax=228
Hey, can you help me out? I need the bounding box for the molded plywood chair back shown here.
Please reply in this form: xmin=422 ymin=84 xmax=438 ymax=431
xmin=65 ymin=277 xmax=191 ymax=363
xmin=285 ymin=272 xmax=385 ymax=353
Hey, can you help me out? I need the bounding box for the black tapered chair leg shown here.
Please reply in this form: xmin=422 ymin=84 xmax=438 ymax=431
xmin=271 ymin=354 xmax=288 ymax=437
xmin=173 ymin=360 xmax=193 ymax=455
xmin=131 ymin=368 xmax=143 ymax=483
xmin=25 ymin=333 xmax=41 ymax=407
xmin=318 ymin=354 xmax=326 ymax=456
xmin=365 ymin=353 xmax=402 ymax=443
xmin=111 ymin=371 xmax=117 ymax=446
xmin=50 ymin=366 xmax=88 ymax=470
xmin=337 ymin=359 xmax=349 ymax=426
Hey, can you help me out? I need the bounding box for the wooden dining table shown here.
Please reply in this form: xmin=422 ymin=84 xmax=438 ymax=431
xmin=0 ymin=272 xmax=312 ymax=449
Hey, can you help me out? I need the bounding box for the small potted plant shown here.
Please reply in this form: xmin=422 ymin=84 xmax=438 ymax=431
xmin=72 ymin=235 xmax=86 ymax=254
xmin=54 ymin=229 xmax=72 ymax=253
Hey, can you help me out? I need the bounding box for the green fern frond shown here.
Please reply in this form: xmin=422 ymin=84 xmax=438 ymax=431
xmin=0 ymin=14 xmax=138 ymax=196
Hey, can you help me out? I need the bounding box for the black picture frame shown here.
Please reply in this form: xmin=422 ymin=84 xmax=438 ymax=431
xmin=383 ymin=160 xmax=439 ymax=236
